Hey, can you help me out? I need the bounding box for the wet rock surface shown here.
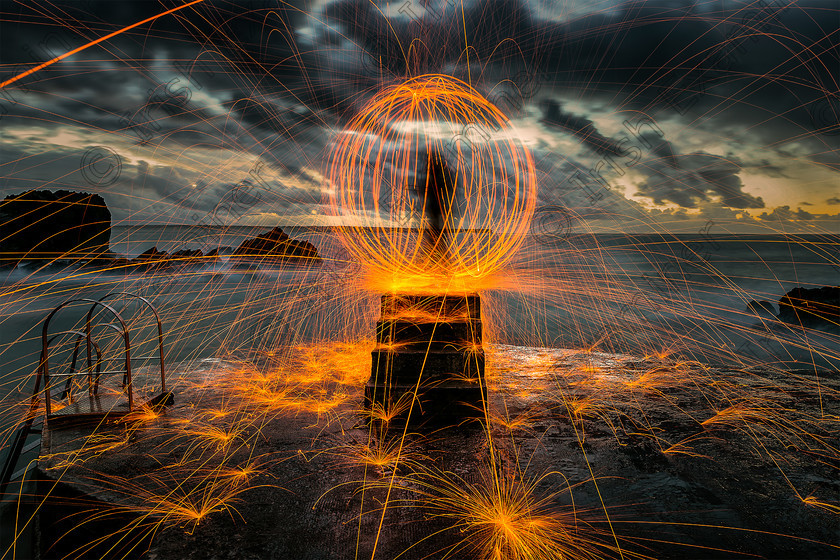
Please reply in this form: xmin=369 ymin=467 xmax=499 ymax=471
xmin=35 ymin=348 xmax=840 ymax=559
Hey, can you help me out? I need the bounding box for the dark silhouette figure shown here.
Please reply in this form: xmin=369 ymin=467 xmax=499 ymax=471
xmin=414 ymin=150 xmax=457 ymax=271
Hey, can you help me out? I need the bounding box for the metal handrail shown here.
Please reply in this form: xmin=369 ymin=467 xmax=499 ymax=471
xmin=43 ymin=330 xmax=102 ymax=400
xmin=95 ymin=292 xmax=166 ymax=393
xmin=0 ymin=328 xmax=99 ymax=495
xmin=0 ymin=378 xmax=44 ymax=496
xmin=41 ymin=299 xmax=132 ymax=416
xmin=2 ymin=295 xmax=170 ymax=497
xmin=81 ymin=322 xmax=129 ymax=391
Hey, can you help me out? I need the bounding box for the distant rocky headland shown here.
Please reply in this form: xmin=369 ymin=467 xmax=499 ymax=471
xmin=0 ymin=189 xmax=320 ymax=270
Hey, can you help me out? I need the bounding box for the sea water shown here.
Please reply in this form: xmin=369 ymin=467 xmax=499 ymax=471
xmin=0 ymin=227 xmax=838 ymax=480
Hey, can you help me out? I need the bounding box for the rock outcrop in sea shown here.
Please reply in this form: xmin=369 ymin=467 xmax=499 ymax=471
xmin=230 ymin=226 xmax=320 ymax=264
xmin=131 ymin=246 xmax=204 ymax=270
xmin=778 ymin=286 xmax=840 ymax=328
xmin=0 ymin=190 xmax=111 ymax=266
xmin=125 ymin=227 xmax=320 ymax=270
xmin=745 ymin=300 xmax=777 ymax=319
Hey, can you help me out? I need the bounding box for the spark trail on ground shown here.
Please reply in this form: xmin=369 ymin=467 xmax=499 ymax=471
xmin=0 ymin=1 xmax=838 ymax=559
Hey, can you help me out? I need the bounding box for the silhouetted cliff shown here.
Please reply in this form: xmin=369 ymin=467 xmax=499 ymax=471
xmin=0 ymin=190 xmax=111 ymax=265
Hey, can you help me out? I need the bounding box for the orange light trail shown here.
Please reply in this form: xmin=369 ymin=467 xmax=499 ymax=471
xmin=328 ymin=74 xmax=537 ymax=292
xmin=1 ymin=2 xmax=839 ymax=558
xmin=0 ymin=0 xmax=207 ymax=91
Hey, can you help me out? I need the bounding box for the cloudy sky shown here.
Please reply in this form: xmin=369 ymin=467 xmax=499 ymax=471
xmin=0 ymin=0 xmax=838 ymax=234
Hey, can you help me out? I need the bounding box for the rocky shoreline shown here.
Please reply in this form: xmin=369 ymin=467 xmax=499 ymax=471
xmin=1 ymin=190 xmax=320 ymax=271
xmin=90 ymin=226 xmax=321 ymax=272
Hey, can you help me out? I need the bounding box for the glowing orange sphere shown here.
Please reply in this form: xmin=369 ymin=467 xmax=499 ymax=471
xmin=327 ymin=74 xmax=537 ymax=292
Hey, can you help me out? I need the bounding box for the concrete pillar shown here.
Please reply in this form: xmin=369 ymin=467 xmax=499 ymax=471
xmin=365 ymin=293 xmax=486 ymax=421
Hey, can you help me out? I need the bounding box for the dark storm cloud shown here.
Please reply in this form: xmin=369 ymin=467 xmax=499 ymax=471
xmin=5 ymin=0 xmax=838 ymax=136
xmin=529 ymin=152 xmax=645 ymax=221
xmin=302 ymin=0 xmax=834 ymax=123
xmin=408 ymin=2 xmax=834 ymax=145
xmin=317 ymin=0 xmax=534 ymax=76
xmin=1 ymin=0 xmax=836 ymax=224
xmin=135 ymin=160 xmax=195 ymax=204
xmin=757 ymin=205 xmax=816 ymax=221
xmin=304 ymin=0 xmax=546 ymax=117
xmin=537 ymin=1 xmax=837 ymax=127
xmin=748 ymin=159 xmax=789 ymax=179
xmin=198 ymin=175 xmax=320 ymax=215
xmin=697 ymin=165 xmax=763 ymax=209
xmin=0 ymin=0 xmax=311 ymax=123
xmin=534 ymin=101 xmax=764 ymax=210
xmin=0 ymin=139 xmax=205 ymax=223
xmin=539 ymin=100 xmax=623 ymax=156
xmin=634 ymin=149 xmax=765 ymax=209
xmin=298 ymin=0 xmax=836 ymax=219
xmin=227 ymin=91 xmax=321 ymax=142
xmin=0 ymin=142 xmax=90 ymax=193
xmin=827 ymin=197 xmax=840 ymax=205
xmin=0 ymin=0 xmax=334 ymax=221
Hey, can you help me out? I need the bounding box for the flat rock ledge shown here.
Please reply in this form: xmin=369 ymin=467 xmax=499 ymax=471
xmin=32 ymin=347 xmax=840 ymax=560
